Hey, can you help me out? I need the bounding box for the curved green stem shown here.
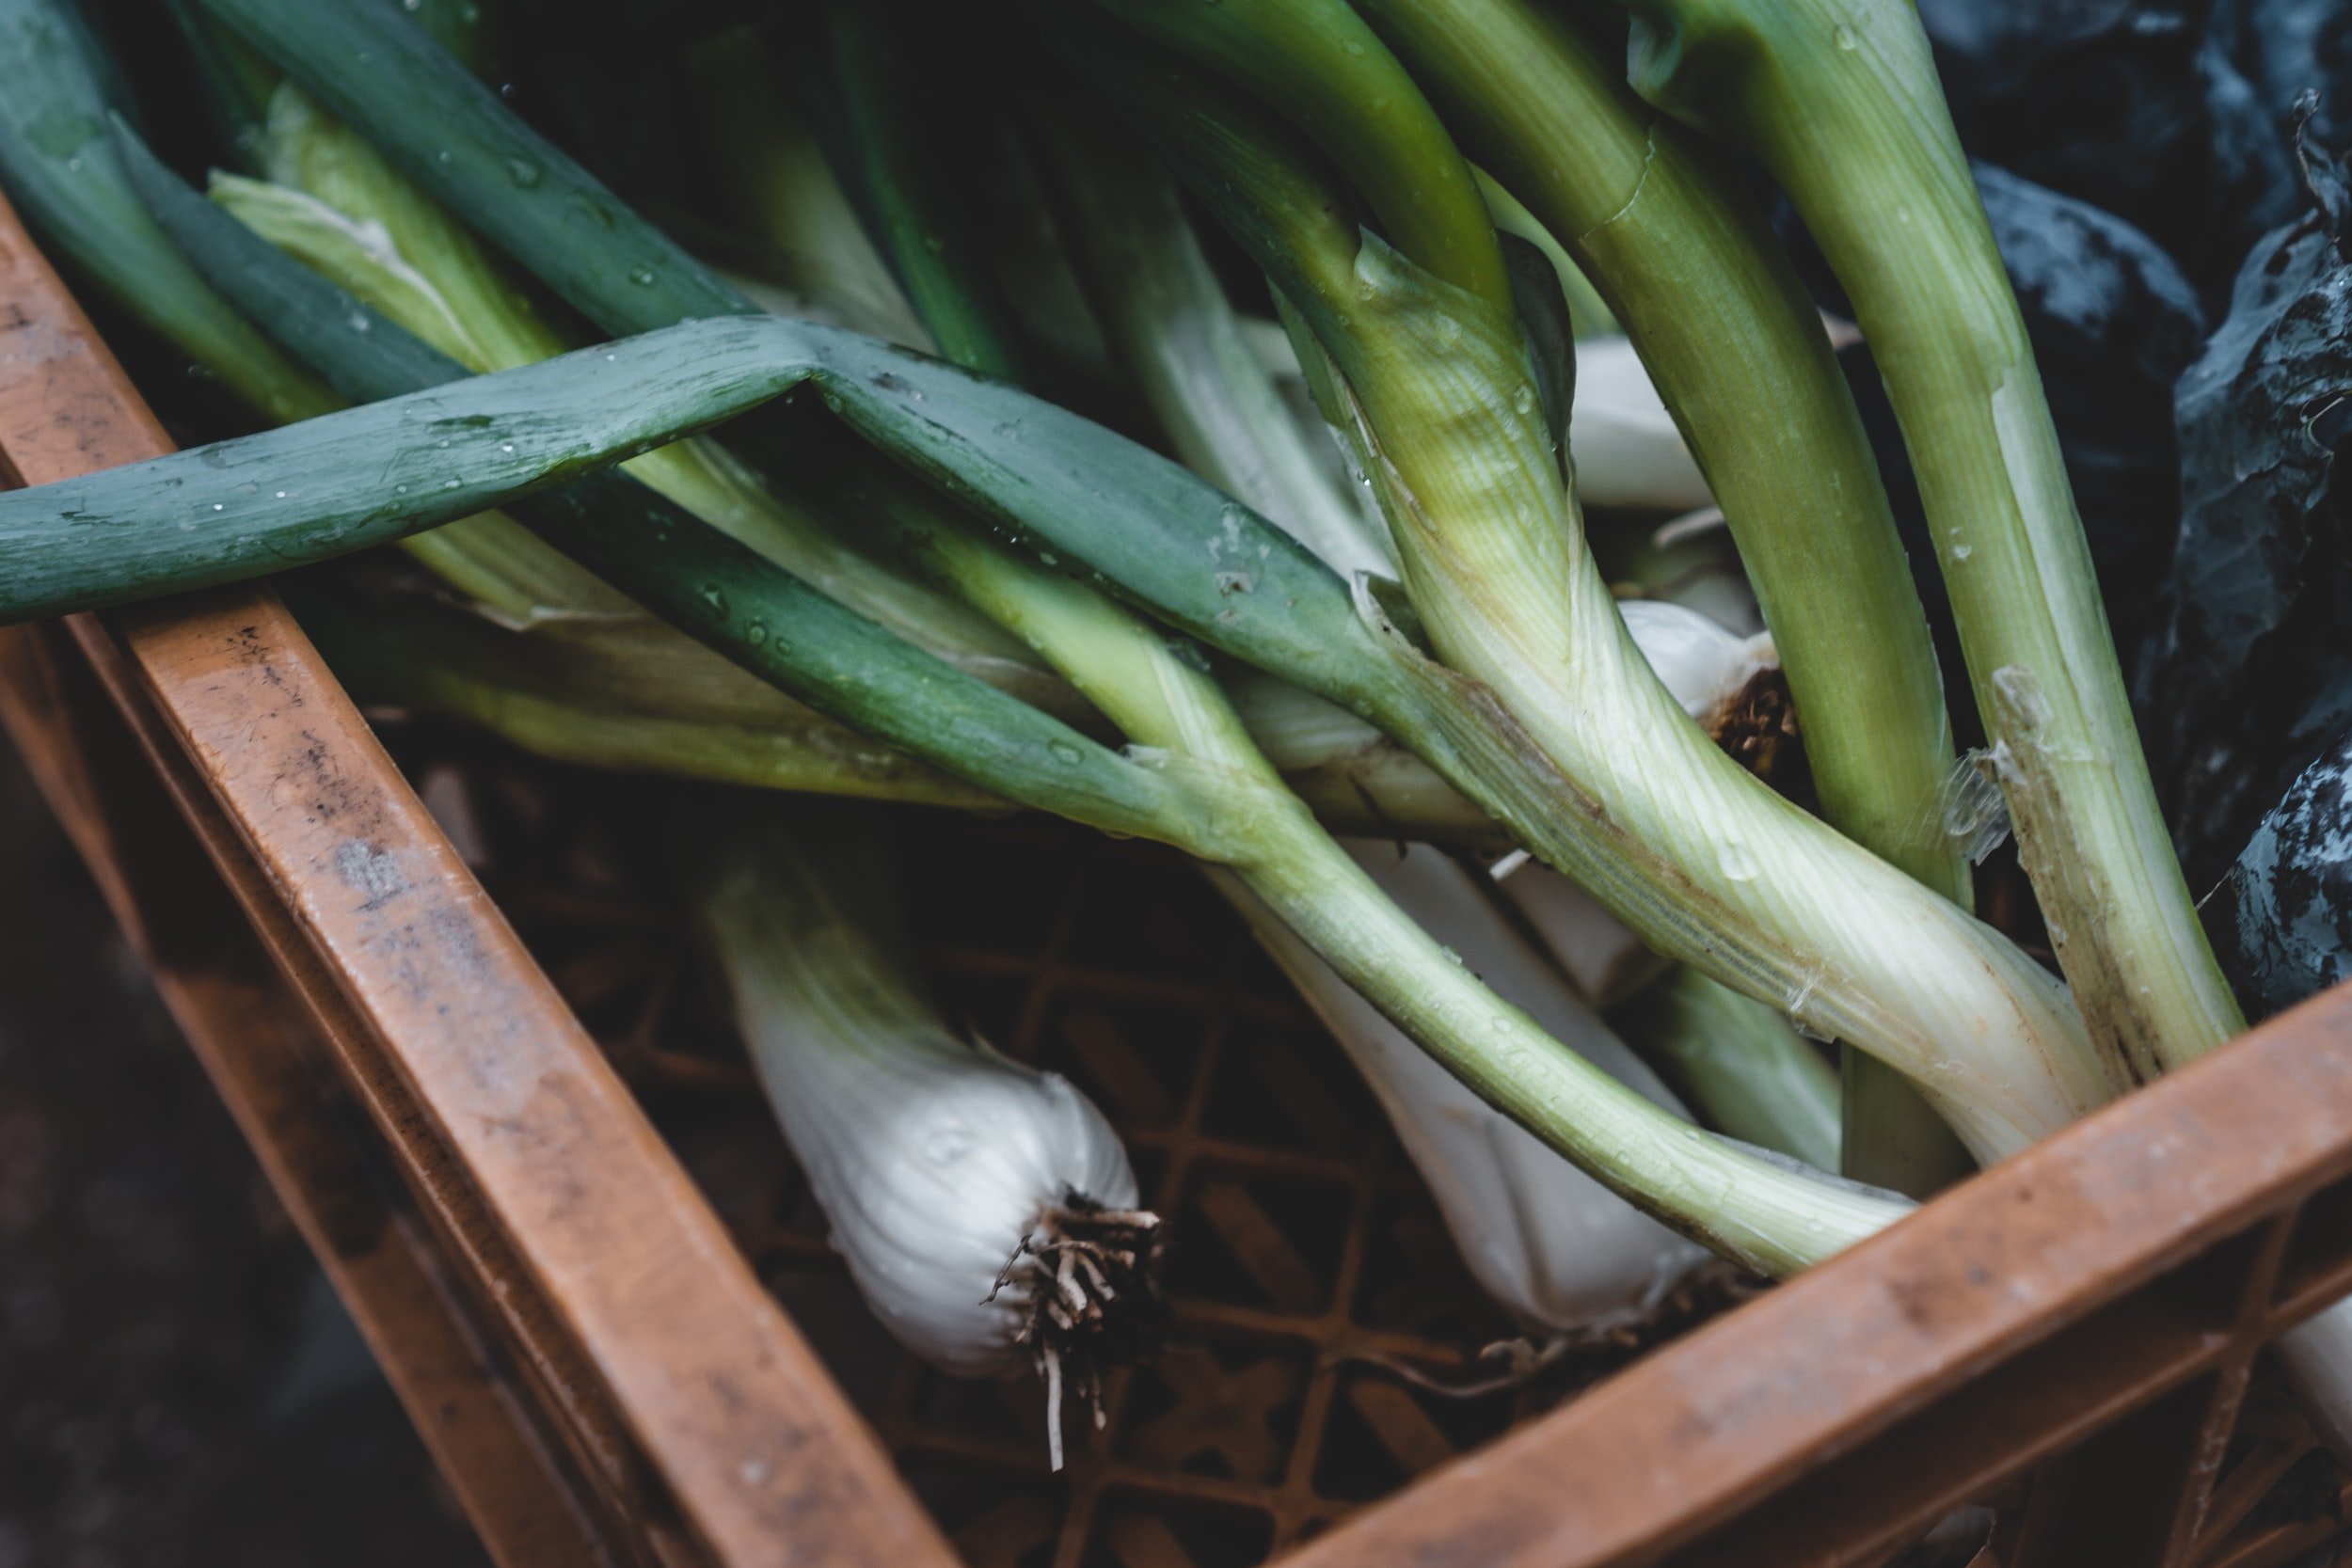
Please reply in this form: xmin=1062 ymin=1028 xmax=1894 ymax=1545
xmin=1056 ymin=22 xmax=2120 ymax=1161
xmin=1608 ymin=0 xmax=2241 ymax=1079
xmin=1088 ymin=0 xmax=1512 ymax=313
xmin=0 ymin=0 xmax=332 ymax=421
xmin=1355 ymin=0 xmax=1969 ymax=1192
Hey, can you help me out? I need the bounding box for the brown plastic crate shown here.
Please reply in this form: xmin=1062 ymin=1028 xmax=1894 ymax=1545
xmin=5 ymin=185 xmax=2352 ymax=1568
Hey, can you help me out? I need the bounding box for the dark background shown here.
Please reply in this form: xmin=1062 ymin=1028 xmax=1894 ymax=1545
xmin=0 ymin=733 xmax=488 ymax=1568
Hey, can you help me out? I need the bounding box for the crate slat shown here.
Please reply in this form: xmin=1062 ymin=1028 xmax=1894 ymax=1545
xmin=0 ymin=189 xmax=958 ymax=1568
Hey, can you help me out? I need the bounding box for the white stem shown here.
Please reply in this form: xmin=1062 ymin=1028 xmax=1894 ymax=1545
xmin=1220 ymin=846 xmax=1708 ymax=1330
xmin=2270 ymin=1307 xmax=2352 ymax=1468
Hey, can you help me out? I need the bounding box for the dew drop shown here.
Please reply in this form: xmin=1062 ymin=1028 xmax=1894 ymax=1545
xmin=628 ymin=264 xmax=657 ymax=286
xmin=1716 ymin=839 xmax=1760 ymax=881
xmin=504 ymin=156 xmax=542 ymax=188
xmin=1047 ymin=739 xmax=1083 ymax=765
xmin=1833 ymin=24 xmax=1857 ymax=49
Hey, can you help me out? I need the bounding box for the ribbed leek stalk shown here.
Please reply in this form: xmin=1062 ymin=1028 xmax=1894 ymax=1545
xmin=700 ymin=813 xmax=1154 ymax=1470
xmin=1598 ymin=0 xmax=2239 ymax=1077
xmin=1508 ymin=594 xmax=1837 ymax=1165
xmin=1026 ymin=117 xmax=1394 ymax=581
xmin=1591 ymin=0 xmax=2338 ymax=1447
xmin=1220 ymin=847 xmax=1708 ymax=1333
xmin=1061 ymin=26 xmax=2114 ymax=1163
xmin=1112 ymin=0 xmax=1973 ymax=1196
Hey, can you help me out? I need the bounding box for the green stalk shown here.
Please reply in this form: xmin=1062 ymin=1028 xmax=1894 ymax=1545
xmin=680 ymin=28 xmax=932 ymax=348
xmin=1052 ymin=23 xmax=2119 ymax=1161
xmin=308 ymin=584 xmax=1007 ymax=810
xmin=1091 ymin=0 xmax=1513 ymax=313
xmin=0 ymin=0 xmax=331 ymax=422
xmin=1026 ymin=117 xmax=1393 ymax=580
xmin=1610 ymin=968 xmax=1841 ymax=1173
xmin=127 ymin=170 xmax=1902 ymax=1282
xmin=152 ymin=0 xmax=2091 ymax=1167
xmin=855 ymin=445 xmax=1904 ymax=1276
xmin=814 ymin=0 xmax=1025 ymax=379
xmin=220 ymin=86 xmax=1041 ymax=683
xmin=1347 ymin=0 xmax=1969 ymax=1192
xmin=1606 ymin=0 xmax=2243 ymax=1077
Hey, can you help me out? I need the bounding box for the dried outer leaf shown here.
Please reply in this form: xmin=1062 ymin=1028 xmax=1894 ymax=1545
xmin=1972 ymin=162 xmax=2207 ymax=658
xmin=2203 ymin=725 xmax=2352 ymax=1015
xmin=2140 ymin=129 xmax=2352 ymax=884
xmin=1986 ymin=664 xmax=2152 ymax=1088
xmin=1915 ymin=0 xmax=2297 ymax=292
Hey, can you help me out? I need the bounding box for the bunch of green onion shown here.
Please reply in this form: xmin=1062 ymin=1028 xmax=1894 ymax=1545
xmin=2 ymin=0 xmax=2345 ymax=1464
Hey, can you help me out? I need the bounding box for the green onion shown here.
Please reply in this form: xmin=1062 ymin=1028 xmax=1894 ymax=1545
xmin=1121 ymin=0 xmax=1972 ymax=1197
xmin=699 ymin=807 xmax=1156 ymax=1470
xmin=1603 ymin=0 xmax=2242 ymax=1076
xmin=89 ymin=52 xmax=1904 ymax=1275
xmin=1057 ymin=24 xmax=2114 ymax=1161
